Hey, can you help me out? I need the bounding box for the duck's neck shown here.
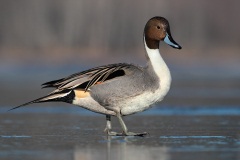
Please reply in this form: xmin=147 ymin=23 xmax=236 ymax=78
xmin=144 ymin=36 xmax=170 ymax=78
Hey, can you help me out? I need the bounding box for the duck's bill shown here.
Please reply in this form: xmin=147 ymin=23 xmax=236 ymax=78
xmin=164 ymin=33 xmax=182 ymax=49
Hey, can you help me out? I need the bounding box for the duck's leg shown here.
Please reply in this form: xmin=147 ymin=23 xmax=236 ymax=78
xmin=104 ymin=115 xmax=117 ymax=135
xmin=115 ymin=112 xmax=148 ymax=137
xmin=104 ymin=107 xmax=147 ymax=137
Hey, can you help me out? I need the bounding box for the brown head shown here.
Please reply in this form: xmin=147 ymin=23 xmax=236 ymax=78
xmin=144 ymin=17 xmax=181 ymax=50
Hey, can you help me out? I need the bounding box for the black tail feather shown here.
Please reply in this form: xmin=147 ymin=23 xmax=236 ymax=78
xmin=8 ymin=95 xmax=53 ymax=112
xmin=8 ymin=101 xmax=36 ymax=111
xmin=9 ymin=90 xmax=75 ymax=112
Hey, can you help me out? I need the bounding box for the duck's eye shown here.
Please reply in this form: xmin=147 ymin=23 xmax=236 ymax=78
xmin=157 ymin=26 xmax=161 ymax=29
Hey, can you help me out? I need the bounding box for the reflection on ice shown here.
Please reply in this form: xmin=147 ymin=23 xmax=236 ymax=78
xmin=1 ymin=135 xmax=31 ymax=138
xmin=159 ymin=136 xmax=226 ymax=139
xmin=74 ymin=137 xmax=170 ymax=160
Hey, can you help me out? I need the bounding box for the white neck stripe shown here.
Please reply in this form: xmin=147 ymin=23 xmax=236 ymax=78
xmin=144 ymin=36 xmax=168 ymax=77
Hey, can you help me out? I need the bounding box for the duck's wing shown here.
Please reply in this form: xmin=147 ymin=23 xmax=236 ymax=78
xmin=42 ymin=63 xmax=143 ymax=93
xmin=10 ymin=63 xmax=144 ymax=111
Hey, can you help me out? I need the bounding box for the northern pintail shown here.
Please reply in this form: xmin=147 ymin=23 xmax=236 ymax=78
xmin=10 ymin=17 xmax=181 ymax=136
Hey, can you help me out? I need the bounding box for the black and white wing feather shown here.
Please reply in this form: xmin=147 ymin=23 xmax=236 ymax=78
xmin=42 ymin=63 xmax=141 ymax=92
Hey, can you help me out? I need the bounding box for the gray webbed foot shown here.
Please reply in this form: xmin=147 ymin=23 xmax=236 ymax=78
xmin=118 ymin=131 xmax=148 ymax=137
xmin=106 ymin=131 xmax=148 ymax=137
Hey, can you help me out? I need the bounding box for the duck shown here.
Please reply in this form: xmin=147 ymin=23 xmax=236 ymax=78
xmin=10 ymin=16 xmax=181 ymax=136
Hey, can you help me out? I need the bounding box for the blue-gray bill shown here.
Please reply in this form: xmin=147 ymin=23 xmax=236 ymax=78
xmin=164 ymin=33 xmax=182 ymax=49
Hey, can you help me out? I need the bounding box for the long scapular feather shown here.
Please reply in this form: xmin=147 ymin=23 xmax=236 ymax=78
xmin=41 ymin=78 xmax=65 ymax=88
xmin=85 ymin=68 xmax=111 ymax=91
xmin=41 ymin=63 xmax=131 ymax=89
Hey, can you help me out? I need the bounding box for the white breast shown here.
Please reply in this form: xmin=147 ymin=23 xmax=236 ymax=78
xmin=120 ymin=86 xmax=170 ymax=116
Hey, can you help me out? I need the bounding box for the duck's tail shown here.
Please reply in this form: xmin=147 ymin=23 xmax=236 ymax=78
xmin=8 ymin=90 xmax=74 ymax=111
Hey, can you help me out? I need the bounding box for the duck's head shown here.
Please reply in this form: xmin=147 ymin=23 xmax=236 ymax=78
xmin=144 ymin=16 xmax=182 ymax=50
